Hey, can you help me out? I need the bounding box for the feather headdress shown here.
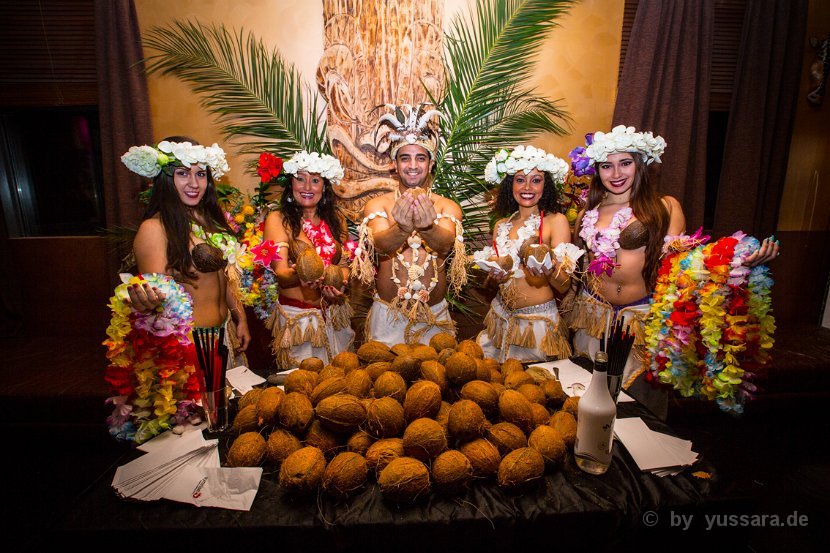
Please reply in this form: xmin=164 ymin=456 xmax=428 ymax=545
xmin=374 ymin=102 xmax=443 ymax=160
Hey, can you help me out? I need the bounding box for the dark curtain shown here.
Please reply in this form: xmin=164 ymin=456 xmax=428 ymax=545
xmin=613 ymin=0 xmax=713 ymax=230
xmin=94 ymin=0 xmax=152 ymax=275
xmin=711 ymin=0 xmax=808 ymax=237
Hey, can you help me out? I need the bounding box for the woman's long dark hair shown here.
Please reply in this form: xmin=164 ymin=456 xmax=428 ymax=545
xmin=141 ymin=136 xmax=233 ymax=281
xmin=493 ymin=171 xmax=564 ymax=219
xmin=584 ymin=154 xmax=668 ymax=289
xmin=279 ymin=175 xmax=346 ymax=243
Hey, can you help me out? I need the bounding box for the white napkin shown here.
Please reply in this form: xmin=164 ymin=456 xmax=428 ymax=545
xmin=227 ymin=365 xmax=266 ymax=395
xmin=163 ymin=466 xmax=263 ymax=511
xmin=613 ymin=417 xmax=699 ymax=475
xmin=528 ymin=359 xmax=634 ymax=402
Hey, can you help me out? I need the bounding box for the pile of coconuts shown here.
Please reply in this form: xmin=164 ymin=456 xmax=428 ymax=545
xmin=226 ymin=334 xmax=580 ymax=503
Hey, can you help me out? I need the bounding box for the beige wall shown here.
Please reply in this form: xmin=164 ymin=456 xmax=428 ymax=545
xmin=135 ymin=0 xmax=624 ymax=195
xmin=777 ymin=0 xmax=830 ymax=232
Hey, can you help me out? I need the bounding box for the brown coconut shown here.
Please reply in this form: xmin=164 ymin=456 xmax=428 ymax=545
xmin=447 ymin=399 xmax=488 ymax=442
xmin=497 ymin=447 xmax=545 ymax=491
xmin=319 ymin=364 xmax=346 ymax=380
xmin=322 ymin=264 xmax=345 ymax=290
xmin=517 ymin=383 xmax=547 ymax=405
xmin=402 ymin=418 xmax=448 ymax=461
xmin=500 ymin=358 xmax=525 ymax=376
xmin=540 ymin=378 xmax=567 ymax=409
xmin=304 ymin=419 xmax=342 ymax=457
xmin=238 ymin=387 xmax=264 ymax=411
xmin=491 ymin=382 xmax=507 ymax=395
xmin=365 ymin=361 xmax=393 ymax=381
xmin=227 ymin=431 xmax=266 ymax=467
xmin=520 ymin=242 xmax=552 ymax=267
xmin=365 ymin=397 xmax=406 ymax=438
xmin=232 ymin=404 xmax=260 ymax=434
xmin=456 ymin=339 xmax=484 ymax=359
xmin=419 ymin=360 xmax=449 ymax=396
xmin=530 ymin=403 xmax=552 ymax=428
xmin=458 ymin=438 xmax=501 ymax=477
xmin=299 ymin=357 xmax=325 ymax=373
xmin=562 ymin=396 xmax=580 ymax=418
xmin=256 ymin=386 xmax=285 ymax=426
xmin=504 ymin=370 xmax=535 ymax=390
xmin=403 ymin=380 xmax=442 ymax=422
xmin=279 ymin=446 xmax=327 ymax=494
xmin=331 ymin=351 xmax=361 ymax=371
xmin=315 ymin=394 xmax=366 ymax=434
xmin=548 ymin=410 xmax=577 ymax=447
xmin=278 ymin=391 xmax=315 ymax=434
xmin=295 ymin=248 xmax=325 ymax=282
xmin=373 ymin=371 xmax=407 ymax=403
xmin=357 ymin=340 xmax=395 ymax=364
xmin=429 ymin=332 xmax=458 ymax=352
xmin=343 ymin=368 xmax=373 ymax=398
xmin=390 ymin=343 xmax=412 ymax=357
xmin=494 ymin=255 xmax=514 ymax=272
xmin=391 ymin=354 xmax=421 ymax=383
xmin=409 ymin=344 xmax=439 ymax=362
xmin=475 ymin=359 xmax=493 ymax=382
xmin=486 ymin=422 xmax=528 ymax=455
xmin=322 ymin=451 xmax=368 ymax=499
xmin=444 ymin=352 xmax=477 ymax=386
xmin=529 ymin=425 xmax=567 ymax=466
xmin=434 ymin=401 xmax=452 ymax=434
xmin=265 ymin=428 xmax=302 ymax=466
xmin=378 ymin=457 xmax=431 ymax=503
xmin=346 ymin=429 xmax=376 ymax=456
xmin=460 ymin=380 xmax=500 ymax=417
xmin=365 ymin=438 xmax=405 ymax=474
xmin=431 ymin=450 xmax=473 ymax=495
xmin=498 ymin=389 xmax=534 ymax=432
xmin=437 ymin=347 xmax=456 ymax=366
xmin=310 ymin=376 xmax=348 ymax=405
xmin=284 ymin=369 xmax=319 ymax=396
xmin=489 ymin=369 xmax=505 ymax=385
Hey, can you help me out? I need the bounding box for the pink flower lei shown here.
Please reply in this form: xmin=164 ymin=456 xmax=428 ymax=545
xmin=579 ymin=206 xmax=633 ymax=276
xmin=301 ymin=218 xmax=338 ymax=266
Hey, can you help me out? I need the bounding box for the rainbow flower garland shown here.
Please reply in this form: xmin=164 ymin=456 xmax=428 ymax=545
xmin=644 ymin=232 xmax=775 ymax=413
xmin=103 ymin=273 xmax=201 ymax=443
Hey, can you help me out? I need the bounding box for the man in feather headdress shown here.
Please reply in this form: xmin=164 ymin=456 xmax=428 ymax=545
xmin=351 ymin=103 xmax=467 ymax=346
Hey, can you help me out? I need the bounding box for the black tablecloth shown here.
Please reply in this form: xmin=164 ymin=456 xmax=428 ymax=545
xmin=42 ymin=398 xmax=730 ymax=553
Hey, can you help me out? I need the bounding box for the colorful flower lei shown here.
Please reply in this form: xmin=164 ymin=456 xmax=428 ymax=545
xmin=579 ymin=206 xmax=634 ymax=276
xmin=103 ymin=273 xmax=202 ymax=443
xmin=644 ymin=232 xmax=776 ymax=413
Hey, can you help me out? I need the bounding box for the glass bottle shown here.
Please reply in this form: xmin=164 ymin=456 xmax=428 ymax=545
xmin=575 ymin=351 xmax=617 ymax=475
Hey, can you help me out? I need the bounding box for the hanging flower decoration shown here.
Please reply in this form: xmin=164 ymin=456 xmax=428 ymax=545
xmin=250 ymin=239 xmax=281 ymax=267
xmin=103 ymin=273 xmax=202 ymax=444
xmin=643 ymin=232 xmax=776 ymax=413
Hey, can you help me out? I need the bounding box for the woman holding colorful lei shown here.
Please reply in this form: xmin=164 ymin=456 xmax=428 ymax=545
xmin=263 ymin=150 xmax=354 ymax=371
xmin=106 ymin=136 xmax=250 ymax=442
xmin=472 ymin=146 xmax=578 ymax=363
xmin=569 ymin=125 xmax=778 ymax=417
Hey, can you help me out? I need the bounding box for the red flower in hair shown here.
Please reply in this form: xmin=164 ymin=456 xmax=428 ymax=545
xmin=257 ymin=152 xmax=283 ymax=183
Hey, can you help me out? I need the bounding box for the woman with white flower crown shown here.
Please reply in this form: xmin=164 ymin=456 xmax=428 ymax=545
xmin=569 ymin=125 xmax=778 ymax=418
xmin=123 ymin=135 xmax=250 ymax=352
xmin=262 ymin=150 xmax=354 ymax=372
xmin=472 ymin=145 xmax=577 ymax=363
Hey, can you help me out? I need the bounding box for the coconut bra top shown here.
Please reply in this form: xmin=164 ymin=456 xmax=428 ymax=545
xmin=617 ymin=219 xmax=649 ymax=250
xmin=191 ymin=242 xmax=228 ymax=273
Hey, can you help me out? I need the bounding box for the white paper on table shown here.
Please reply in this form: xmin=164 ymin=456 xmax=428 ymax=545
xmin=163 ymin=466 xmax=263 ymax=511
xmin=137 ymin=421 xmax=208 ymax=454
xmin=227 ymin=365 xmax=266 ymax=394
xmin=613 ymin=417 xmax=698 ymax=473
xmin=528 ymin=359 xmax=634 ymax=402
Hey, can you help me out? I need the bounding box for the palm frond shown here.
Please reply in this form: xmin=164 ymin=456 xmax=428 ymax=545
xmin=143 ymin=20 xmax=327 ymax=159
xmin=434 ymin=0 xmax=576 ymax=238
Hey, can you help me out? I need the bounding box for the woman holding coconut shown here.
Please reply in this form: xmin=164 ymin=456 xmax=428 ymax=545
xmin=472 ymin=146 xmax=580 ymax=363
xmin=263 ymin=150 xmax=355 ymax=370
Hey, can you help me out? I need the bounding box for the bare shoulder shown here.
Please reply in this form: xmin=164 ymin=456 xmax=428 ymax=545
xmin=135 ymin=216 xmax=165 ymax=242
xmin=363 ymin=192 xmax=395 ymax=216
xmin=543 ymin=211 xmax=569 ymax=227
xmin=432 ymin=193 xmax=462 ymax=218
xmin=661 ymin=195 xmax=682 ymax=213
xmin=264 ymin=209 xmax=285 ymax=226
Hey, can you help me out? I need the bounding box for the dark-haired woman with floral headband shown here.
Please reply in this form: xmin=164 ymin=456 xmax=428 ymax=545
xmin=262 ymin=150 xmax=354 ymax=371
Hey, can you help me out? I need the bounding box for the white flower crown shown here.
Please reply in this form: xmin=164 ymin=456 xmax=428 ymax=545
xmin=283 ymin=150 xmax=345 ymax=185
xmin=585 ymin=125 xmax=666 ymax=165
xmin=483 ymin=145 xmax=569 ymax=186
xmin=121 ymin=141 xmax=230 ymax=180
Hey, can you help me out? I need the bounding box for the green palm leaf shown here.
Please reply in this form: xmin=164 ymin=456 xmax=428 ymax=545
xmin=142 ymin=20 xmax=327 ymax=159
xmin=434 ymin=0 xmax=575 ymax=238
